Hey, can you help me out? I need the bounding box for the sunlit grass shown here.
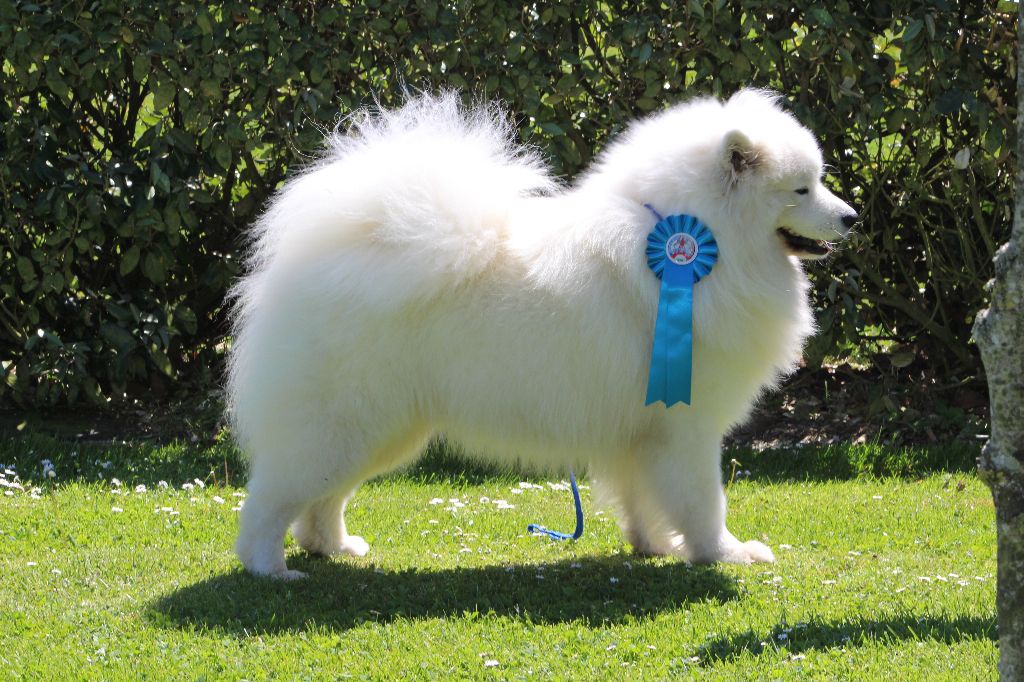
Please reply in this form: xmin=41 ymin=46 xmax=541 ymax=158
xmin=0 ymin=433 xmax=996 ymax=679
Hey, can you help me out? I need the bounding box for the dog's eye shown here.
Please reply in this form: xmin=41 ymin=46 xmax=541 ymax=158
xmin=794 ymin=188 xmax=809 ymax=195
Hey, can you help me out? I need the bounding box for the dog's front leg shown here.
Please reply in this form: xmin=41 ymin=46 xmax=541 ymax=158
xmin=641 ymin=430 xmax=774 ymax=564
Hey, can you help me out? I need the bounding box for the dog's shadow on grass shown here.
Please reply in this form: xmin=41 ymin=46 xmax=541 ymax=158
xmin=149 ymin=555 xmax=737 ymax=634
xmin=694 ymin=612 xmax=996 ymax=665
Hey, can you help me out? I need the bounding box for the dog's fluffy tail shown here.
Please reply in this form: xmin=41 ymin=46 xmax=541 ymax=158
xmin=227 ymin=92 xmax=555 ymax=443
xmin=238 ymin=92 xmax=556 ymax=303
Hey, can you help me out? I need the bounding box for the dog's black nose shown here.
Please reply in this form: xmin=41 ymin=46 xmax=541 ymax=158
xmin=841 ymin=213 xmax=859 ymax=229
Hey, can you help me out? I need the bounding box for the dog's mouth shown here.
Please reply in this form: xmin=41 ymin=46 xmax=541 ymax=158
xmin=777 ymin=228 xmax=831 ymax=259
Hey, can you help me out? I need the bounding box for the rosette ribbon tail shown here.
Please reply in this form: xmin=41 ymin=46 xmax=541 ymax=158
xmin=645 ymin=261 xmax=695 ymax=406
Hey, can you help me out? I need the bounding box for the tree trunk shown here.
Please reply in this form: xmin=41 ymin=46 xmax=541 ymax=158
xmin=972 ymin=6 xmax=1024 ymax=680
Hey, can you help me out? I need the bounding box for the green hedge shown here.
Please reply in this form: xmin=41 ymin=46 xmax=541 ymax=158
xmin=0 ymin=1 xmax=1015 ymax=406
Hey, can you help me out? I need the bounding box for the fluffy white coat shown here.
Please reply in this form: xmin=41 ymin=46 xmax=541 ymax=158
xmin=229 ymin=90 xmax=857 ymax=579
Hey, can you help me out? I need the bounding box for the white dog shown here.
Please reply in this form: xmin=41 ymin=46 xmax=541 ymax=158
xmin=228 ymin=90 xmax=857 ymax=579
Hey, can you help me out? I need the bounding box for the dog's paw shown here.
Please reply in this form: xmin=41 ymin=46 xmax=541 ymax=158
xmin=678 ymin=535 xmax=775 ymax=564
xmin=237 ymin=537 xmax=301 ymax=578
xmin=244 ymin=564 xmax=307 ymax=580
xmin=339 ymin=534 xmax=370 ymax=557
xmin=272 ymin=568 xmax=308 ymax=581
xmin=711 ymin=538 xmax=775 ymax=564
xmin=629 ymin=533 xmax=680 ymax=557
xmin=740 ymin=540 xmax=775 ymax=563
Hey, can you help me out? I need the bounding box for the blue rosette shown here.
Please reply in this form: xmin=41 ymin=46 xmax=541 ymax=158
xmin=644 ymin=212 xmax=718 ymax=407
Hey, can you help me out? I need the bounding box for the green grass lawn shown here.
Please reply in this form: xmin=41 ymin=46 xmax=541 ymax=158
xmin=0 ymin=433 xmax=997 ymax=680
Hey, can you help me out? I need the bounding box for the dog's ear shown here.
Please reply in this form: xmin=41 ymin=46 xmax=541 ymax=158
xmin=722 ymin=130 xmax=761 ymax=177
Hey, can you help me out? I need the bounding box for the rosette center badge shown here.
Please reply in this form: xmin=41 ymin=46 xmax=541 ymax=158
xmin=666 ymin=232 xmax=699 ymax=265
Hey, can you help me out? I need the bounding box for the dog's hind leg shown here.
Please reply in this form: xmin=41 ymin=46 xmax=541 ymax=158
xmin=236 ymin=463 xmax=320 ymax=580
xmin=235 ymin=429 xmax=374 ymax=579
xmin=291 ymin=425 xmax=433 ymax=560
xmin=291 ymin=490 xmax=367 ymax=557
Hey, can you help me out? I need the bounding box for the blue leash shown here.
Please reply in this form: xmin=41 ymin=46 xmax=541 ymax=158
xmin=527 ymin=468 xmax=584 ymax=541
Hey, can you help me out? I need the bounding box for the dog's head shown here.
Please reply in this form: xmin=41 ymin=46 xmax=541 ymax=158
xmin=589 ymin=90 xmax=858 ymax=262
xmin=715 ymin=91 xmax=858 ymax=260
